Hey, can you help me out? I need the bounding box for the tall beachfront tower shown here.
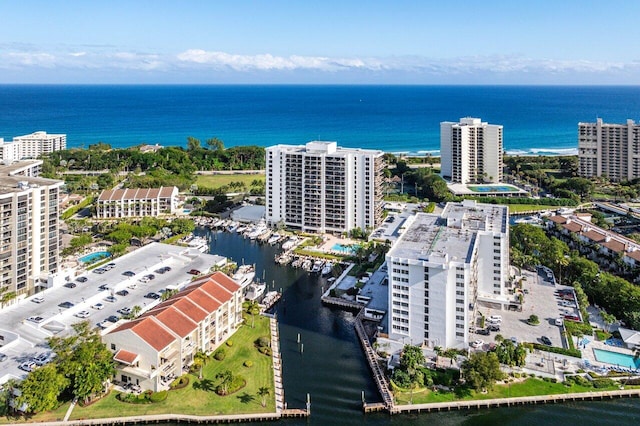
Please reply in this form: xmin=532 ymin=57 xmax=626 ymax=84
xmin=0 ymin=161 xmax=63 ymax=300
xmin=578 ymin=118 xmax=640 ymax=182
xmin=386 ymin=200 xmax=510 ymax=349
xmin=440 ymin=117 xmax=503 ymax=184
xmin=265 ymin=141 xmax=385 ymax=234
xmin=12 ymin=131 xmax=67 ymax=159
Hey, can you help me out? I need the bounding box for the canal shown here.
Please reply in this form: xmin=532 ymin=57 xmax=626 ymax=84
xmin=201 ymin=228 xmax=640 ymax=426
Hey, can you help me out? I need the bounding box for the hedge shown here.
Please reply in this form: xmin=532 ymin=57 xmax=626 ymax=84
xmin=531 ymin=343 xmax=581 ymax=358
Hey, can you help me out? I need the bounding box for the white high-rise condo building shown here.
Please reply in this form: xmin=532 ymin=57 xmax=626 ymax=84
xmin=266 ymin=141 xmax=385 ymax=233
xmin=578 ymin=118 xmax=640 ymax=182
xmin=0 ymin=161 xmax=63 ymax=299
xmin=0 ymin=131 xmax=66 ymax=163
xmin=440 ymin=117 xmax=503 ymax=184
xmin=386 ymin=200 xmax=510 ymax=349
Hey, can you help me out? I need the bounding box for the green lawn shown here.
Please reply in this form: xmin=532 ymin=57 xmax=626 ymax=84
xmin=508 ymin=204 xmax=562 ymax=213
xmin=394 ymin=377 xmax=623 ymax=405
xmin=10 ymin=316 xmax=275 ymax=423
xmin=196 ymin=173 xmax=265 ymax=190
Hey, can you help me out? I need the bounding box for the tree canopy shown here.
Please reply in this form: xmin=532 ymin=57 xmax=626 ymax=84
xmin=461 ymin=352 xmax=504 ymax=391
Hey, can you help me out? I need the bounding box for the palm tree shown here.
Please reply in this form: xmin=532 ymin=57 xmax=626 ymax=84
xmin=216 ymin=370 xmax=234 ymax=395
xmin=257 ymin=386 xmax=270 ymax=407
xmin=194 ymin=350 xmax=208 ymax=379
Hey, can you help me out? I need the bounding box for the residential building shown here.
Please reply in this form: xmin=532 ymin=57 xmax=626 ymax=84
xmin=386 ymin=200 xmax=510 ymax=349
xmin=0 ymin=160 xmax=63 ymax=298
xmin=578 ymin=118 xmax=640 ymax=181
xmin=95 ymin=186 xmax=179 ymax=219
xmin=103 ymin=271 xmax=243 ymax=391
xmin=440 ymin=117 xmax=503 ymax=184
xmin=0 ymin=139 xmax=22 ymax=165
xmin=12 ymin=131 xmax=67 ymax=159
xmin=266 ymin=141 xmax=385 ymax=233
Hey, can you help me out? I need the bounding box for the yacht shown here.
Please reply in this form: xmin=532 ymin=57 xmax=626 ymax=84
xmin=321 ymin=262 xmax=333 ymax=276
xmin=311 ymin=260 xmax=324 ymax=274
xmin=282 ymin=237 xmax=299 ymax=251
xmin=232 ymin=264 xmax=256 ymax=288
xmin=187 ymin=236 xmax=209 ymax=253
xmin=268 ymin=233 xmax=282 ymax=245
xmin=245 ymin=281 xmax=266 ymax=301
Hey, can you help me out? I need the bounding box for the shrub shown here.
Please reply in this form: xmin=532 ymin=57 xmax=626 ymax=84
xmin=226 ymin=340 xmax=234 ymax=347
xmin=170 ymin=376 xmax=190 ymax=390
xmin=243 ymin=360 xmax=253 ymax=368
xmin=531 ymin=343 xmax=581 ymax=358
xmin=213 ymin=348 xmax=226 ymax=361
xmin=150 ymin=390 xmax=168 ymax=402
xmin=592 ymin=378 xmax=616 ymax=388
xmin=527 ymin=314 xmax=540 ymax=325
xmin=256 ymin=336 xmax=271 ymax=348
xmin=258 ymin=346 xmax=272 ymax=356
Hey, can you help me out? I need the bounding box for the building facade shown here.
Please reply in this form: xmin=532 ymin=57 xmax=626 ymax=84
xmin=578 ymin=118 xmax=640 ymax=182
xmin=0 ymin=161 xmax=62 ymax=298
xmin=266 ymin=141 xmax=385 ymax=233
xmin=386 ymin=200 xmax=510 ymax=349
xmin=440 ymin=117 xmax=503 ymax=184
xmin=12 ymin=131 xmax=67 ymax=159
xmin=103 ymin=272 xmax=243 ymax=392
xmin=95 ymin=186 xmax=179 ymax=219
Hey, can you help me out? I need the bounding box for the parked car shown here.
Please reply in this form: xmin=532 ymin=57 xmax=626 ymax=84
xmin=144 ymin=292 xmax=161 ymax=299
xmin=19 ymin=361 xmax=36 ymax=372
xmin=106 ymin=315 xmax=119 ymax=323
xmin=106 ymin=263 xmax=116 ymax=269
xmin=98 ymin=284 xmax=109 ymax=291
xmin=188 ymin=269 xmax=201 ymax=275
xmin=122 ymin=271 xmax=135 ymax=277
xmin=117 ymin=307 xmax=132 ymax=316
xmin=477 ymin=328 xmax=490 ymax=336
xmin=488 ymin=315 xmax=502 ymax=323
xmin=115 ymin=290 xmax=129 ymax=297
xmin=540 ymin=336 xmax=552 ymax=346
xmin=488 ymin=324 xmax=501 ymax=332
xmin=91 ymin=303 xmax=105 ymax=310
xmin=64 ymin=282 xmax=77 ymax=288
xmin=31 ymin=296 xmax=44 ymax=304
xmin=93 ymin=268 xmax=106 ymax=274
xmin=0 ymin=353 xmax=7 ymax=362
xmin=27 ymin=316 xmax=44 ymax=324
xmin=75 ymin=310 xmax=90 ymax=318
xmin=76 ymin=276 xmax=88 ymax=283
xmin=471 ymin=339 xmax=485 ymax=349
xmin=33 ymin=352 xmax=55 ymax=366
xmin=555 ymin=318 xmax=563 ymax=327
xmin=104 ymin=296 xmax=117 ymax=303
xmin=145 ymin=274 xmax=155 ymax=280
xmin=58 ymin=301 xmax=74 ymax=309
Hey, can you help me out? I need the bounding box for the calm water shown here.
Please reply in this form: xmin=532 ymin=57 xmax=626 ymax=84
xmin=3 ymin=85 xmax=640 ymax=155
xmin=200 ymin=229 xmax=640 ymax=425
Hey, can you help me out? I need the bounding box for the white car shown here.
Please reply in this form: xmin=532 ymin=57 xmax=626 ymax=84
xmin=127 ymin=283 xmax=138 ymax=290
xmin=75 ymin=310 xmax=90 ymax=318
xmin=488 ymin=315 xmax=502 ymax=322
xmin=91 ymin=303 xmax=105 ymax=310
xmin=32 ymin=296 xmax=45 ymax=304
xmin=471 ymin=339 xmax=485 ymax=349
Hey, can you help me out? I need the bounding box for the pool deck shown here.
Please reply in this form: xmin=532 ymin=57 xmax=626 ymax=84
xmin=580 ymin=337 xmax=638 ymax=371
xmin=319 ymin=235 xmax=361 ymax=255
xmin=447 ymin=183 xmax=530 ymax=197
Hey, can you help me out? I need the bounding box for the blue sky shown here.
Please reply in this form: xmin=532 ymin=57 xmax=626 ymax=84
xmin=1 ymin=0 xmax=639 ymax=84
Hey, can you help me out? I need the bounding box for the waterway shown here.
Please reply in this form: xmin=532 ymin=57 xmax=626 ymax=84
xmin=199 ymin=229 xmax=640 ymax=426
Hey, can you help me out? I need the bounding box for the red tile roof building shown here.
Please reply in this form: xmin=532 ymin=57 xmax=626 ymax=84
xmin=95 ymin=186 xmax=179 ymax=218
xmin=103 ymin=272 xmax=243 ymax=391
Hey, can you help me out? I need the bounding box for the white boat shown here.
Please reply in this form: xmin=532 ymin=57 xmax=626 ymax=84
xmin=311 ymin=260 xmax=324 ymax=274
xmin=232 ymin=264 xmax=256 ymax=288
xmin=244 ymin=282 xmax=266 ymax=301
xmin=282 ymin=237 xmax=299 ymax=251
xmin=227 ymin=222 xmax=239 ymax=232
xmin=321 ymin=262 xmax=333 ymax=276
xmin=248 ymin=227 xmax=267 ymax=240
xmin=301 ymin=259 xmax=312 ymax=271
xmin=268 ymin=233 xmax=282 ymax=245
xmin=236 ymin=225 xmax=247 ymax=234
xmin=187 ymin=236 xmax=209 ymax=253
xmin=514 ymin=216 xmax=542 ymax=225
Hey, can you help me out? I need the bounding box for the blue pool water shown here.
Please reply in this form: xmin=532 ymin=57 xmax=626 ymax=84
xmin=468 ymin=185 xmax=520 ymax=193
xmin=78 ymin=251 xmax=110 ymax=264
xmin=331 ymin=243 xmax=359 ymax=255
xmin=593 ymin=349 xmax=640 ymax=369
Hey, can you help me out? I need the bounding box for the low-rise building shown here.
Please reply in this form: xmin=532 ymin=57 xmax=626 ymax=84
xmin=95 ymin=186 xmax=179 ymax=218
xmin=103 ymin=272 xmax=243 ymax=391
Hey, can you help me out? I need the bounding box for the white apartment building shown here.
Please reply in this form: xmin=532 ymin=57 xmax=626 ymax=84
xmin=266 ymin=141 xmax=385 ymax=233
xmin=0 ymin=139 xmax=22 ymax=165
xmin=578 ymin=118 xmax=640 ymax=182
xmin=12 ymin=131 xmax=67 ymax=159
xmin=0 ymin=161 xmax=63 ymax=298
xmin=103 ymin=272 xmax=244 ymax=392
xmin=95 ymin=186 xmax=179 ymax=219
xmin=386 ymin=200 xmax=510 ymax=349
xmin=440 ymin=117 xmax=503 ymax=184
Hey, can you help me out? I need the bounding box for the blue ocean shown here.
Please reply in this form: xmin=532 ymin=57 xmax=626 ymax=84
xmin=1 ymin=85 xmax=640 ymax=155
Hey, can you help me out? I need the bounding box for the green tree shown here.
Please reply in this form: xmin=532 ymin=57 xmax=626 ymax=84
xmin=187 ymin=136 xmax=201 ymax=151
xmin=206 ymin=137 xmax=225 ymax=151
xmin=170 ymin=218 xmax=196 ymax=235
xmin=257 ymin=386 xmax=270 ymax=407
xmin=215 ymin=370 xmax=234 ymax=395
xmin=193 ymin=350 xmax=208 ymax=379
xmin=461 ymin=352 xmax=504 ymax=391
xmin=16 ymin=364 xmax=68 ymax=413
xmin=0 ymin=286 xmax=17 ymax=308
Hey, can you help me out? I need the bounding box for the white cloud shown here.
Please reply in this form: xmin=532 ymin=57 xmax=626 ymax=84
xmin=0 ymin=44 xmax=638 ymax=83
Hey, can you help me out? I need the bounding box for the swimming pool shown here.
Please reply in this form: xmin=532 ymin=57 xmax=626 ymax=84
xmin=78 ymin=251 xmax=110 ymax=264
xmin=468 ymin=185 xmax=520 ymax=193
xmin=331 ymin=243 xmax=359 ymax=255
xmin=593 ymin=348 xmax=640 ymax=369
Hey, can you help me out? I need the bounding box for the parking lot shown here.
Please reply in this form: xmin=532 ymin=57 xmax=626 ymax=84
xmin=475 ymin=266 xmax=577 ymax=349
xmin=0 ymin=242 xmax=227 ymax=385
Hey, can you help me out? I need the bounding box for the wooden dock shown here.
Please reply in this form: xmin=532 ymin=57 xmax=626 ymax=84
xmin=321 ymin=295 xmax=363 ymax=311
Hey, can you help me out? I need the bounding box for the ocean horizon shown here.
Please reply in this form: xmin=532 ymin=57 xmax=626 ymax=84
xmin=2 ymin=84 xmax=640 ymax=156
